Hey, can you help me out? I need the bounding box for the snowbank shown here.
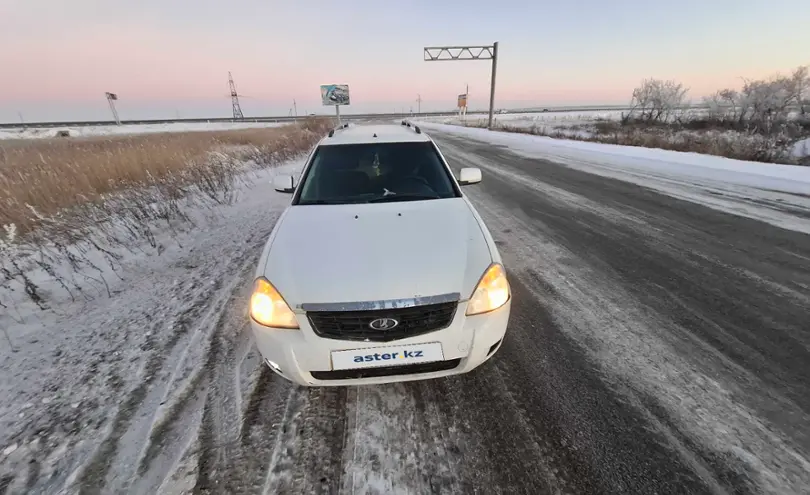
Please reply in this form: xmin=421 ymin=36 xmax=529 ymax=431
xmin=0 ymin=121 xmax=290 ymax=140
xmin=792 ymin=138 xmax=810 ymax=158
xmin=418 ymin=110 xmax=623 ymax=134
xmin=0 ymin=162 xmax=302 ymax=493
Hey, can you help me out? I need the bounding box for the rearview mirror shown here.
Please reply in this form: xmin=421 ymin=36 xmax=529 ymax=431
xmin=458 ymin=168 xmax=482 ymax=186
xmin=273 ymin=174 xmax=295 ymax=193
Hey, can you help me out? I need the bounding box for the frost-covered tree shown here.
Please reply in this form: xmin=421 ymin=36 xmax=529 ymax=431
xmin=703 ymin=89 xmax=743 ymax=123
xmin=791 ymin=66 xmax=808 ymax=115
xmin=737 ymin=69 xmax=808 ymax=131
xmin=629 ymin=79 xmax=689 ymax=123
xmin=704 ymin=66 xmax=809 ymax=131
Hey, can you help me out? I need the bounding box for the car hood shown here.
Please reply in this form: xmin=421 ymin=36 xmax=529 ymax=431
xmin=263 ymin=198 xmax=493 ymax=308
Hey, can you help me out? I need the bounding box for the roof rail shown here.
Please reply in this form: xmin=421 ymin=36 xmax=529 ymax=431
xmin=401 ymin=121 xmax=421 ymax=133
xmin=327 ymin=122 xmax=350 ymax=137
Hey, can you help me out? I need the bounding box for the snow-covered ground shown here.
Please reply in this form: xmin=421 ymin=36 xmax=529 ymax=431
xmin=0 ymin=163 xmax=301 ymax=494
xmin=792 ymin=137 xmax=810 ymax=158
xmin=419 ymin=110 xmax=624 ymax=137
xmin=0 ymin=121 xmax=290 ymax=140
xmin=417 ymin=122 xmax=810 ymax=233
xmin=420 ymin=113 xmax=810 ymax=163
xmin=3 ymin=122 xmax=810 ymax=494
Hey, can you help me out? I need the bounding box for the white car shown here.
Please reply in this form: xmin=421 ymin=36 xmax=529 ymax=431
xmin=249 ymin=122 xmax=511 ymax=386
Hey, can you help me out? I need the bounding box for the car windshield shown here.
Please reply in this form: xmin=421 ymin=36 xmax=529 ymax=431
xmin=296 ymin=142 xmax=459 ymax=205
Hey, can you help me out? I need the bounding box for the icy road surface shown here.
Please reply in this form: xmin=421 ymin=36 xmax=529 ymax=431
xmin=2 ymin=130 xmax=810 ymax=494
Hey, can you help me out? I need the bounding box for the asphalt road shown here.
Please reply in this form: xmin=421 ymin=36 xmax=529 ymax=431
xmin=12 ymin=129 xmax=808 ymax=495
xmin=433 ymin=131 xmax=810 ymax=493
xmin=191 ymin=130 xmax=810 ymax=495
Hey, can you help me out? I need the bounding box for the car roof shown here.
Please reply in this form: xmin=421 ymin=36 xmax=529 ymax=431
xmin=318 ymin=124 xmax=432 ymax=146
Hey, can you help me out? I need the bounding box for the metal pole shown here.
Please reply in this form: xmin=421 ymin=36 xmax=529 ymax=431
xmin=293 ymin=99 xmax=298 ymax=118
xmin=465 ymin=83 xmax=469 ymax=121
xmin=107 ymin=97 xmax=121 ymax=125
xmin=488 ymin=41 xmax=499 ymax=130
xmin=424 ymin=44 xmax=499 ymax=126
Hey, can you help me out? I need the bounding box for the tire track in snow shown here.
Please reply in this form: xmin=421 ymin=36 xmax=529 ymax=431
xmin=339 ymin=383 xmax=467 ymax=495
xmin=232 ymin=328 xmax=255 ymax=430
xmin=261 ymin=387 xmax=309 ymax=495
xmin=132 ymin=288 xmax=256 ymax=494
xmin=99 ymin=256 xmax=257 ymax=493
xmin=262 ymin=387 xmax=348 ymax=494
xmin=193 ymin=360 xmax=292 ymax=494
xmin=73 ymin=282 xmax=225 ymax=495
xmin=68 ymin=218 xmax=270 ymax=494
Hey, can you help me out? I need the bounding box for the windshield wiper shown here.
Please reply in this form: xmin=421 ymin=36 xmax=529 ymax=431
xmin=367 ymin=193 xmax=440 ymax=203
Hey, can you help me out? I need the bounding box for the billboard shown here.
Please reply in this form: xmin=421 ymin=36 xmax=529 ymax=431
xmin=457 ymin=93 xmax=467 ymax=108
xmin=320 ymin=84 xmax=351 ymax=106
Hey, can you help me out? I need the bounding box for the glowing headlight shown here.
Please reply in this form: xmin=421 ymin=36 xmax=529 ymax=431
xmin=250 ymin=277 xmax=299 ymax=328
xmin=466 ymin=263 xmax=510 ymax=316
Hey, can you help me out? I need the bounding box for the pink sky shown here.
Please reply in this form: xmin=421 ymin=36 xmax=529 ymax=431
xmin=1 ymin=0 xmax=808 ymax=121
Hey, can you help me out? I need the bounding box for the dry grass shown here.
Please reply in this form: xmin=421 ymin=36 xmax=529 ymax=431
xmin=0 ymin=117 xmax=333 ymax=310
xmin=0 ymin=118 xmax=332 ymax=235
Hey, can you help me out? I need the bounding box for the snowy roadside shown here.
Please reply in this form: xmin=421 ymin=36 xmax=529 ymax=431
xmin=418 ymin=122 xmax=810 ymax=234
xmin=0 ymin=162 xmax=301 ymax=494
xmin=418 ymin=110 xmax=624 ymax=138
xmin=0 ymin=121 xmax=289 ymax=140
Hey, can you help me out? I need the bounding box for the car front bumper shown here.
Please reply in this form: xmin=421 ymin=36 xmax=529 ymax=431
xmin=250 ymin=299 xmax=510 ymax=386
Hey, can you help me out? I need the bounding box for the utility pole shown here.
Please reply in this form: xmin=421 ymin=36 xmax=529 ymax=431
xmin=105 ymin=92 xmax=121 ymax=125
xmin=488 ymin=43 xmax=499 ymax=127
xmin=423 ymin=42 xmax=499 ymax=129
xmin=228 ymin=72 xmax=244 ymax=120
xmin=416 ymin=94 xmax=422 ymax=114
xmin=290 ymin=100 xmax=298 ymax=122
xmin=464 ymin=83 xmax=469 ymax=121
xmin=17 ymin=112 xmax=24 ymax=125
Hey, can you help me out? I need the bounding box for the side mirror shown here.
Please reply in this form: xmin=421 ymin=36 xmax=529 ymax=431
xmin=458 ymin=167 xmax=482 ymax=186
xmin=273 ymin=174 xmax=295 ymax=193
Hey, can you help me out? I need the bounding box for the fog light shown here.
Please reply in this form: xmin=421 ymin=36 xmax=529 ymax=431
xmin=265 ymin=358 xmax=283 ymax=375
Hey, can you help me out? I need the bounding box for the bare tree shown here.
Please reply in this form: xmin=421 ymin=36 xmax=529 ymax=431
xmin=629 ymin=79 xmax=689 ymax=123
xmin=739 ymin=73 xmax=796 ymax=132
xmin=702 ymin=88 xmax=743 ymax=123
xmin=704 ymin=66 xmax=808 ymax=128
xmin=791 ymin=66 xmax=808 ymax=115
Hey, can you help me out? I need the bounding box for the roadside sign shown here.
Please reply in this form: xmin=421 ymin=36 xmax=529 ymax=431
xmin=457 ymin=94 xmax=467 ymax=108
xmin=320 ymin=85 xmax=351 ymax=106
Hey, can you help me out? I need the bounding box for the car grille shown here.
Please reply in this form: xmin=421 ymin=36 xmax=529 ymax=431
xmin=310 ymin=358 xmax=462 ymax=380
xmin=307 ymin=301 xmax=457 ymax=342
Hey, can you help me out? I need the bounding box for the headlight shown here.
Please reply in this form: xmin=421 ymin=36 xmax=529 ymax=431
xmin=466 ymin=263 xmax=510 ymax=316
xmin=250 ymin=277 xmax=299 ymax=328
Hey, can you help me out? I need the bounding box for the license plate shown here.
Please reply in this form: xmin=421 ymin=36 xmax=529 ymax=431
xmin=331 ymin=342 xmax=444 ymax=371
